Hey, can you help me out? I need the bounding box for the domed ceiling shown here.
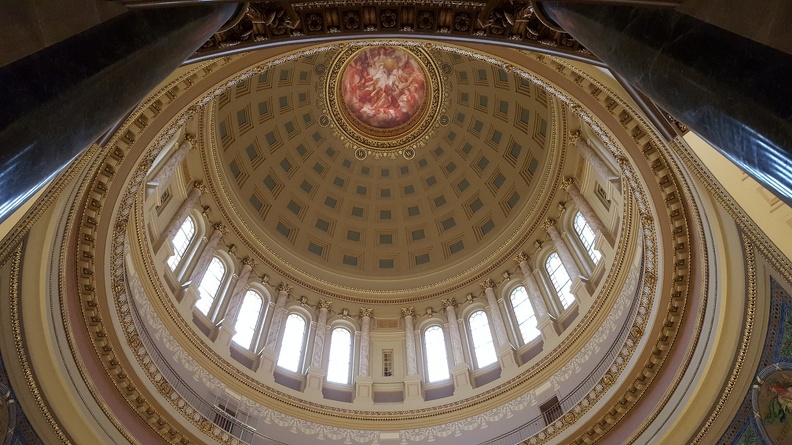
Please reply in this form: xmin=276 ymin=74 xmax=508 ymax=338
xmin=210 ymin=44 xmax=562 ymax=291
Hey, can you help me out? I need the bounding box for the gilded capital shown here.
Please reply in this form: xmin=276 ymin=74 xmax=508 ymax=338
xmin=317 ymin=299 xmax=333 ymax=310
xmin=514 ymin=252 xmax=530 ymax=264
xmin=184 ymin=132 xmax=197 ymax=145
xmin=401 ymin=307 xmax=416 ymax=318
xmin=192 ymin=180 xmax=206 ymax=193
xmin=441 ymin=297 xmax=457 ymax=309
xmin=568 ymin=129 xmax=582 ymax=144
xmin=277 ymin=282 xmax=293 ymax=293
xmin=542 ymin=218 xmax=556 ymax=230
xmin=241 ymin=257 xmax=256 ymax=268
xmin=480 ymin=278 xmax=496 ymax=290
xmin=212 ymin=222 xmax=227 ymax=233
xmin=359 ymin=308 xmax=374 ymax=318
xmin=560 ymin=177 xmax=575 ymax=190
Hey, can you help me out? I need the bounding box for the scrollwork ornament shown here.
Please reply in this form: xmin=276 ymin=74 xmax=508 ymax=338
xmin=359 ymin=308 xmax=374 ymax=318
xmin=401 ymin=307 xmax=416 ymax=317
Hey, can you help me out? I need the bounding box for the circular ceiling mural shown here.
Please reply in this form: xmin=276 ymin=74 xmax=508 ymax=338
xmin=341 ymin=46 xmax=426 ymax=130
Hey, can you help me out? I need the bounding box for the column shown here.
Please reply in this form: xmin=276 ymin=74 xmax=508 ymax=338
xmin=515 ymin=253 xmax=559 ymax=341
xmin=544 ymin=3 xmax=792 ymax=208
xmin=149 ymin=133 xmax=195 ymax=186
xmin=259 ymin=283 xmax=291 ymax=378
xmin=562 ymin=177 xmax=612 ymax=245
xmin=305 ymin=300 xmax=332 ymax=396
xmin=179 ymin=222 xmax=224 ymax=309
xmin=355 ymin=308 xmax=374 ymax=404
xmin=481 ymin=280 xmax=517 ymax=371
xmin=545 ymin=219 xmax=584 ymax=281
xmin=402 ymin=307 xmax=423 ymax=402
xmin=217 ymin=257 xmax=255 ymax=347
xmin=158 ymin=180 xmax=205 ymax=251
xmin=443 ymin=298 xmax=474 ymax=394
xmin=0 ymin=5 xmax=236 ymax=225
xmin=569 ymin=131 xmax=619 ymax=183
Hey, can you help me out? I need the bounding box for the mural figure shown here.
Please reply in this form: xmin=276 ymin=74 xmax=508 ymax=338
xmin=341 ymin=46 xmax=426 ymax=129
xmin=754 ymin=366 xmax=792 ymax=444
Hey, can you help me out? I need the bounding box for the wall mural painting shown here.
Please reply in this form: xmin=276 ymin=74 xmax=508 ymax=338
xmin=755 ymin=364 xmax=792 ymax=444
xmin=341 ymin=46 xmax=426 ymax=129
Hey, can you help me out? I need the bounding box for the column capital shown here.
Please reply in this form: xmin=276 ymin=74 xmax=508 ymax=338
xmin=317 ymin=299 xmax=333 ymax=310
xmin=441 ymin=297 xmax=458 ymax=309
xmin=211 ymin=222 xmax=226 ymax=233
xmin=359 ymin=308 xmax=374 ymax=318
xmin=401 ymin=307 xmax=415 ymax=318
xmin=514 ymin=252 xmax=530 ymax=264
xmin=184 ymin=132 xmax=197 ymax=145
xmin=241 ymin=256 xmax=256 ymax=268
xmin=542 ymin=218 xmax=557 ymax=230
xmin=277 ymin=282 xmax=293 ymax=293
xmin=192 ymin=180 xmax=206 ymax=193
xmin=561 ymin=176 xmax=575 ymax=190
xmin=479 ymin=278 xmax=496 ymax=290
xmin=568 ymin=129 xmax=583 ymax=144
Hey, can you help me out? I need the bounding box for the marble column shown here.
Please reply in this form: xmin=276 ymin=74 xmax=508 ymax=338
xmin=358 ymin=309 xmax=372 ymax=377
xmin=545 ymin=3 xmax=792 ymax=208
xmin=569 ymin=131 xmax=619 ymax=183
xmin=442 ymin=298 xmax=474 ymax=393
xmin=0 ymin=5 xmax=236 ymax=225
xmin=515 ymin=253 xmax=559 ymax=340
xmin=180 ymin=222 xmax=223 ymax=309
xmin=402 ymin=307 xmax=423 ymax=402
xmin=306 ymin=300 xmax=332 ymax=396
xmin=149 ymin=133 xmax=195 ymax=186
xmin=217 ymin=257 xmax=255 ymax=347
xmin=562 ymin=177 xmax=611 ymax=244
xmin=480 ymin=281 xmax=518 ymax=372
xmin=545 ymin=219 xmax=584 ymax=281
xmin=159 ymin=180 xmax=204 ymax=250
xmin=259 ymin=283 xmax=291 ymax=378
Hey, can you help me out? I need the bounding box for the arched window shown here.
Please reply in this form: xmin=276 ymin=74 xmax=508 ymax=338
xmin=232 ymin=290 xmax=264 ymax=349
xmin=195 ymin=256 xmax=225 ymax=316
xmin=509 ymin=285 xmax=540 ymax=343
xmin=546 ymin=253 xmax=575 ymax=309
xmin=424 ymin=326 xmax=450 ymax=382
xmin=573 ymin=212 xmax=602 ymax=264
xmin=326 ymin=328 xmax=353 ymax=384
xmin=277 ymin=314 xmax=307 ymax=372
xmin=468 ymin=310 xmax=497 ymax=368
xmin=167 ymin=216 xmax=195 ymax=271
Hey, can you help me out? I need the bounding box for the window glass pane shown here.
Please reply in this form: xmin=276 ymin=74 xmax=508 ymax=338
xmin=424 ymin=326 xmax=450 ymax=382
xmin=195 ymin=257 xmax=225 ymax=315
xmin=167 ymin=216 xmax=195 ymax=270
xmin=510 ymin=286 xmax=540 ymax=343
xmin=232 ymin=290 xmax=264 ymax=348
xmin=573 ymin=212 xmax=602 ymax=264
xmin=277 ymin=314 xmax=306 ymax=372
xmin=546 ymin=253 xmax=574 ymax=309
xmin=469 ymin=311 xmax=497 ymax=368
xmin=326 ymin=328 xmax=352 ymax=384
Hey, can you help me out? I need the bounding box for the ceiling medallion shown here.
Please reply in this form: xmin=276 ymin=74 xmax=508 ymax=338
xmin=322 ymin=43 xmax=447 ymax=160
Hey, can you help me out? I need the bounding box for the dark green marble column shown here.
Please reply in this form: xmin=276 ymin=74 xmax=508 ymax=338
xmin=543 ymin=3 xmax=792 ymax=207
xmin=0 ymin=4 xmax=235 ymax=222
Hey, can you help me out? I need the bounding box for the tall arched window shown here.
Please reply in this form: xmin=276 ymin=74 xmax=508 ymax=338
xmin=424 ymin=326 xmax=450 ymax=382
xmin=167 ymin=216 xmax=195 ymax=271
xmin=573 ymin=211 xmax=602 ymax=264
xmin=277 ymin=314 xmax=307 ymax=372
xmin=326 ymin=328 xmax=353 ymax=384
xmin=232 ymin=290 xmax=264 ymax=349
xmin=468 ymin=310 xmax=497 ymax=368
xmin=546 ymin=253 xmax=575 ymax=309
xmin=509 ymin=285 xmax=540 ymax=343
xmin=195 ymin=256 xmax=225 ymax=316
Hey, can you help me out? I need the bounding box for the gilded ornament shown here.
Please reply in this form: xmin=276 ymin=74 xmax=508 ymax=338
xmin=401 ymin=307 xmax=416 ymax=317
xmin=278 ymin=282 xmax=293 ymax=293
xmin=317 ymin=299 xmax=333 ymax=310
xmin=515 ymin=252 xmax=530 ymax=264
xmin=359 ymin=308 xmax=374 ymax=318
xmin=441 ymin=297 xmax=457 ymax=308
xmin=480 ymin=278 xmax=496 ymax=290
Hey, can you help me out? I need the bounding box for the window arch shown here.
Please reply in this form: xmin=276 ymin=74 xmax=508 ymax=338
xmin=423 ymin=325 xmax=450 ymax=382
xmin=546 ymin=253 xmax=575 ymax=309
xmin=167 ymin=216 xmax=195 ymax=271
xmin=573 ymin=211 xmax=602 ymax=264
xmin=232 ymin=290 xmax=265 ymax=349
xmin=195 ymin=256 xmax=226 ymax=316
xmin=326 ymin=328 xmax=353 ymax=384
xmin=277 ymin=313 xmax=307 ymax=372
xmin=468 ymin=310 xmax=497 ymax=368
xmin=509 ymin=285 xmax=540 ymax=344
